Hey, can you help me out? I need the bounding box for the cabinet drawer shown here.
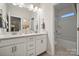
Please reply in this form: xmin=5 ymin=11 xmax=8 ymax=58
xmin=27 ymin=49 xmax=35 ymax=56
xmin=13 ymin=37 xmax=26 ymax=44
xmin=0 ymin=38 xmax=26 ymax=47
xmin=36 ymin=35 xmax=47 ymax=40
xmin=27 ymin=42 xmax=35 ymax=50
xmin=0 ymin=39 xmax=15 ymax=47
xmin=40 ymin=35 xmax=47 ymax=39
xmin=27 ymin=36 xmax=35 ymax=43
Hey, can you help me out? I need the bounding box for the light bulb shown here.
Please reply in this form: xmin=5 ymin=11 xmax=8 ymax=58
xmin=19 ymin=3 xmax=25 ymax=7
xmin=38 ymin=8 xmax=42 ymax=12
xmin=28 ymin=4 xmax=34 ymax=11
xmin=33 ymin=6 xmax=38 ymax=12
xmin=12 ymin=3 xmax=25 ymax=8
xmin=12 ymin=3 xmax=19 ymax=5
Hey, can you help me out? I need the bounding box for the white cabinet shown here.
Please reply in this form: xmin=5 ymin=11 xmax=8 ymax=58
xmin=0 ymin=43 xmax=26 ymax=56
xmin=14 ymin=43 xmax=26 ymax=56
xmin=27 ymin=34 xmax=47 ymax=56
xmin=0 ymin=45 xmax=14 ymax=56
xmin=0 ymin=37 xmax=27 ymax=56
xmin=36 ymin=35 xmax=47 ymax=55
xmin=0 ymin=34 xmax=47 ymax=56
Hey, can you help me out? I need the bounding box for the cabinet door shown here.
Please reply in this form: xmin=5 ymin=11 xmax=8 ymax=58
xmin=36 ymin=35 xmax=47 ymax=55
xmin=14 ymin=43 xmax=26 ymax=56
xmin=0 ymin=45 xmax=14 ymax=56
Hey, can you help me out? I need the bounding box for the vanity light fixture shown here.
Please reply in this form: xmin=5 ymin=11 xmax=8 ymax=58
xmin=33 ymin=6 xmax=38 ymax=12
xmin=12 ymin=3 xmax=19 ymax=6
xmin=18 ymin=3 xmax=25 ymax=8
xmin=12 ymin=3 xmax=42 ymax=12
xmin=12 ymin=3 xmax=25 ymax=8
xmin=28 ymin=4 xmax=34 ymax=11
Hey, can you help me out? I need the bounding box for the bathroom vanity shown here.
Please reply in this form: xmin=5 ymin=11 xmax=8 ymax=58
xmin=0 ymin=32 xmax=48 ymax=56
xmin=0 ymin=3 xmax=48 ymax=56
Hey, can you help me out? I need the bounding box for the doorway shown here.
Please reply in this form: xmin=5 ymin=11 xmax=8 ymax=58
xmin=54 ymin=3 xmax=77 ymax=56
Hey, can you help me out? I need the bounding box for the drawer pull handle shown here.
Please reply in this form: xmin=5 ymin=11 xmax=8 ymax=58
xmin=77 ymin=27 xmax=79 ymax=31
xmin=29 ymin=38 xmax=34 ymax=41
xmin=30 ymin=37 xmax=33 ymax=39
xmin=14 ymin=46 xmax=17 ymax=52
xmin=30 ymin=44 xmax=33 ymax=47
xmin=41 ymin=40 xmax=43 ymax=43
xmin=12 ymin=46 xmax=16 ymax=53
xmin=12 ymin=47 xmax=14 ymax=53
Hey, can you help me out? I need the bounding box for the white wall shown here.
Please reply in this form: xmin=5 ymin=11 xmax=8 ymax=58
xmin=8 ymin=4 xmax=33 ymax=21
xmin=39 ymin=3 xmax=55 ymax=55
xmin=77 ymin=3 xmax=79 ymax=55
xmin=77 ymin=4 xmax=79 ymax=27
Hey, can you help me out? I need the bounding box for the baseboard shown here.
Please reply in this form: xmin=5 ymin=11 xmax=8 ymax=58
xmin=37 ymin=51 xmax=47 ymax=56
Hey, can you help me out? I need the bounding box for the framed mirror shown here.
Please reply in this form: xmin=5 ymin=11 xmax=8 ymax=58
xmin=10 ymin=16 xmax=21 ymax=32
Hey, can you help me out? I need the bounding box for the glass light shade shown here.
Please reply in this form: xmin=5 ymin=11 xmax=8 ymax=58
xmin=33 ymin=6 xmax=38 ymax=12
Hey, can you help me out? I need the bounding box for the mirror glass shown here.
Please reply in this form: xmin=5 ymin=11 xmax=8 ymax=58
xmin=10 ymin=16 xmax=21 ymax=32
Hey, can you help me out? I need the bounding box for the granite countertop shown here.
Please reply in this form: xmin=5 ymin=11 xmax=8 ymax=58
xmin=0 ymin=32 xmax=47 ymax=39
